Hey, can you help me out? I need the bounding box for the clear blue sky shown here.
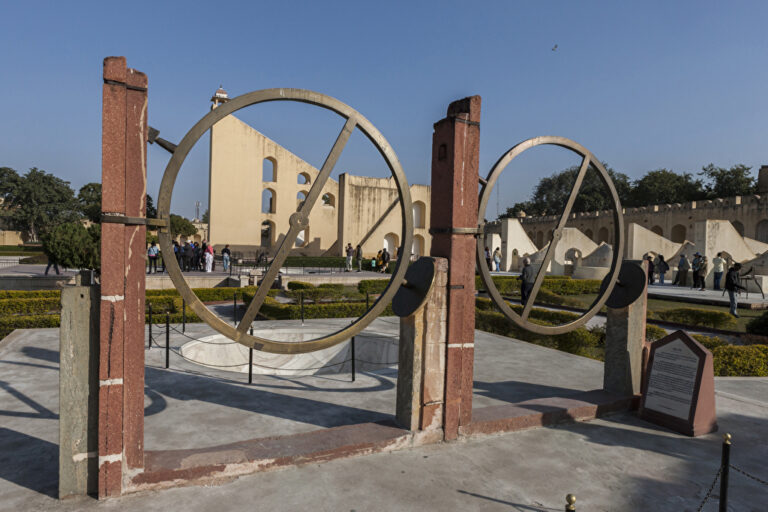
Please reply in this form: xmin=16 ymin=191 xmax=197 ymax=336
xmin=1 ymin=0 xmax=766 ymax=219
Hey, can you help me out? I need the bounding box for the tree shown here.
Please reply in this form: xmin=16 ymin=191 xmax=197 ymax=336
xmin=201 ymin=208 xmax=209 ymax=223
xmin=501 ymin=163 xmax=631 ymax=218
xmin=146 ymin=194 xmax=157 ymax=219
xmin=42 ymin=222 xmax=100 ymax=270
xmin=170 ymin=214 xmax=197 ymax=238
xmin=77 ymin=182 xmax=102 ymax=223
xmin=699 ymin=164 xmax=755 ymax=198
xmin=627 ymin=169 xmax=706 ymax=206
xmin=0 ymin=167 xmax=79 ymax=242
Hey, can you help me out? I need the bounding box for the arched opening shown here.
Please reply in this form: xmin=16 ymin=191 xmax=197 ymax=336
xmin=598 ymin=227 xmax=609 ymax=244
xmin=260 ymin=220 xmax=274 ymax=247
xmin=297 ymin=190 xmax=307 ymax=209
xmin=757 ymin=219 xmax=768 ymax=243
xmin=322 ymin=192 xmax=335 ymax=207
xmin=412 ymin=234 xmax=425 ymax=259
xmin=413 ymin=201 xmax=426 ymax=229
xmin=565 ymin=248 xmax=582 ymax=266
xmin=295 ymin=229 xmax=307 ymax=248
xmin=536 ymin=231 xmax=544 ymax=249
xmin=511 ymin=249 xmax=519 ymax=271
xmin=584 ymin=228 xmax=594 ymax=241
xmin=262 ymin=188 xmax=276 ymax=214
xmin=731 ymin=221 xmax=744 ymax=237
xmin=384 ymin=233 xmax=399 ymax=255
xmin=298 ymin=172 xmax=311 ymax=185
xmin=651 ymin=225 xmax=663 ymax=237
xmin=671 ymin=224 xmax=687 ymax=243
xmin=263 ymin=157 xmax=276 ymax=182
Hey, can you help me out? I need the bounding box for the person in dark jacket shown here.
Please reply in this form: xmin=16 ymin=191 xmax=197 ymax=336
xmin=355 ymin=244 xmax=363 ymax=272
xmin=657 ymin=255 xmax=669 ymax=285
xmin=646 ymin=255 xmax=655 ymax=285
xmin=724 ymin=262 xmax=747 ymax=317
xmin=520 ymin=257 xmax=536 ymax=306
xmin=183 ymin=242 xmax=194 ymax=272
xmin=380 ymin=247 xmax=391 ymax=273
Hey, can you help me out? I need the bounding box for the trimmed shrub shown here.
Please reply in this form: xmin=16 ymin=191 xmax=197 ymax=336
xmin=0 ymin=314 xmax=61 ymax=339
xmin=645 ymin=324 xmax=667 ymax=342
xmin=258 ymin=297 xmax=394 ymax=320
xmin=0 ymin=290 xmax=61 ymax=299
xmin=317 ymin=283 xmax=344 ymax=291
xmin=287 ymin=281 xmax=314 ymax=290
xmin=691 ymin=334 xmax=728 ymax=351
xmin=358 ymin=279 xmax=390 ymax=295
xmin=712 ymin=345 xmax=768 ymax=377
xmin=475 ymin=275 xmax=602 ymax=295
xmin=283 ymin=256 xmax=346 ymax=268
xmin=656 ymin=308 xmax=737 ymax=330
xmin=746 ymin=311 xmax=768 ymax=335
xmin=145 ymin=296 xmax=177 ymax=314
xmin=0 ymin=298 xmax=60 ymax=316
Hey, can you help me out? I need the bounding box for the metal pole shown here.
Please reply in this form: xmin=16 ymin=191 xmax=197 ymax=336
xmin=148 ymin=304 xmax=152 ymax=349
xmin=248 ymin=326 xmax=254 ymax=385
xmin=182 ymin=299 xmax=186 ymax=333
xmin=366 ymin=292 xmax=369 ymax=310
xmin=351 ymin=336 xmax=356 ymax=382
xmin=165 ymin=313 xmax=170 ymax=369
xmin=300 ymin=291 xmax=304 ymax=325
xmin=719 ymin=433 xmax=731 ymax=512
xmin=565 ymin=494 xmax=575 ymax=511
xmin=233 ymin=292 xmax=237 ymax=326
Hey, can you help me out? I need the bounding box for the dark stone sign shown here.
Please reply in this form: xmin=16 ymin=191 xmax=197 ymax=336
xmin=639 ymin=330 xmax=717 ymax=437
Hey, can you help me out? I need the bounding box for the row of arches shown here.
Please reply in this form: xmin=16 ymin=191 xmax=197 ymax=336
xmin=262 ymin=157 xmax=314 ymax=187
xmin=261 ymin=189 xmax=337 ymax=214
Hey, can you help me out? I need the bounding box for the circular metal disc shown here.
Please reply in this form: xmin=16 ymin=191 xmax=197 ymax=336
xmin=476 ymin=136 xmax=625 ymax=335
xmin=156 ymin=89 xmax=413 ymax=354
xmin=603 ymin=261 xmax=647 ymax=309
xmin=392 ymin=257 xmax=436 ymax=317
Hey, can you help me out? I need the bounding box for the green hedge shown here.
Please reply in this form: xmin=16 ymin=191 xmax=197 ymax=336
xmin=656 ymin=308 xmax=737 ymax=330
xmin=691 ymin=334 xmax=728 ymax=351
xmin=645 ymin=324 xmax=668 ymax=342
xmin=0 ymin=297 xmax=60 ymax=316
xmin=146 ymin=286 xmax=258 ymax=302
xmin=287 ymin=281 xmax=314 ymax=290
xmin=257 ymin=297 xmax=394 ymax=320
xmin=358 ymin=279 xmax=390 ymax=294
xmin=0 ymin=290 xmax=61 ymax=299
xmin=475 ymin=275 xmax=602 ymax=296
xmin=712 ymin=345 xmax=768 ymax=376
xmin=746 ymin=311 xmax=768 ymax=335
xmin=0 ymin=314 xmax=61 ymax=339
xmin=283 ymin=257 xmax=346 ymax=268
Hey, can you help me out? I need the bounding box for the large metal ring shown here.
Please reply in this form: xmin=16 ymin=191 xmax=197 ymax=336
xmin=157 ymin=89 xmax=413 ymax=353
xmin=477 ymin=136 xmax=624 ymax=335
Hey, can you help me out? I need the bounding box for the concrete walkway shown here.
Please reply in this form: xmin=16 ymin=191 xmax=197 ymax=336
xmin=1 ymin=323 xmax=767 ymax=510
xmin=648 ymin=282 xmax=767 ymax=309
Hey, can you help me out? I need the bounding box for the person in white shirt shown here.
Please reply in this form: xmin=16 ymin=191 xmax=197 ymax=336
xmin=712 ymin=252 xmax=725 ymax=290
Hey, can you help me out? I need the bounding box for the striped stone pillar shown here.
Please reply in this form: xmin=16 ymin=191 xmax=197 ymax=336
xmin=429 ymin=96 xmax=481 ymax=440
xmin=98 ymin=56 xmax=147 ymax=498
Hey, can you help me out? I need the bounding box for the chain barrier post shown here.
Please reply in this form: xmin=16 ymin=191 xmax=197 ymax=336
xmin=182 ymin=298 xmax=186 ymax=333
xmin=165 ymin=313 xmax=170 ymax=369
xmin=233 ymin=292 xmax=237 ymax=326
xmin=720 ymin=433 xmax=731 ymax=512
xmin=148 ymin=304 xmax=152 ymax=349
xmin=248 ymin=326 xmax=254 ymax=384
xmin=351 ymin=336 xmax=356 ymax=382
xmin=300 ymin=291 xmax=305 ymax=325
xmin=366 ymin=292 xmax=369 ymax=310
xmin=565 ymin=494 xmax=576 ymax=511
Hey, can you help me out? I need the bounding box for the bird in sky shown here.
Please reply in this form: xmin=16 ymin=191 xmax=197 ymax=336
xmin=552 ymin=44 xmax=558 ymax=51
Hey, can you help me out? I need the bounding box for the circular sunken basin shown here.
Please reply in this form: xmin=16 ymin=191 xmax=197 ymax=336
xmin=180 ymin=328 xmax=398 ymax=376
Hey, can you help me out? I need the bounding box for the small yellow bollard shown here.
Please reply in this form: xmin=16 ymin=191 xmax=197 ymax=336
xmin=565 ymin=493 xmax=576 ymax=511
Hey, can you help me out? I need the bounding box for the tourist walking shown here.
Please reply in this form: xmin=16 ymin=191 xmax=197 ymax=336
xmin=520 ymin=257 xmax=535 ymax=306
xmin=375 ymin=250 xmax=382 ymax=271
xmin=677 ymin=254 xmax=690 ymax=287
xmin=183 ymin=241 xmax=194 ymax=272
xmin=657 ymin=255 xmax=669 ymax=285
xmin=345 ymin=243 xmax=354 ymax=271
xmin=647 ymin=255 xmax=655 ymax=285
xmin=697 ymin=255 xmax=708 ymax=291
xmin=725 ymin=262 xmax=746 ymax=317
xmin=712 ymin=252 xmax=724 ymax=290
xmin=44 ymin=254 xmax=60 ymax=276
xmin=484 ymin=247 xmax=492 ymax=270
xmin=222 ymin=244 xmax=231 ymax=272
xmin=380 ymin=247 xmax=391 ymax=273
xmin=147 ymin=241 xmax=159 ymax=274
xmin=204 ymin=243 xmax=214 ymax=272
xmin=691 ymin=253 xmax=702 ymax=289
xmin=493 ymin=247 xmax=502 ymax=271
xmin=355 ymin=244 xmax=363 ymax=272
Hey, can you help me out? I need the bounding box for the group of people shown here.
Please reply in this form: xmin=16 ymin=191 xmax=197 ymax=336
xmin=646 ymin=251 xmax=747 ymax=317
xmin=344 ymin=243 xmax=393 ymax=273
xmin=484 ymin=247 xmax=503 ymax=271
xmin=146 ymin=240 xmax=232 ymax=274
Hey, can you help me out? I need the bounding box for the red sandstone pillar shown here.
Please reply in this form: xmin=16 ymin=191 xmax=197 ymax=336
xmin=99 ymin=56 xmax=147 ymax=498
xmin=429 ymin=96 xmax=481 ymax=440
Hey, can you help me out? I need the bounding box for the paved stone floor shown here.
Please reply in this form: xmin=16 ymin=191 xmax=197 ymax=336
xmin=1 ymin=322 xmax=767 ymax=511
xmin=647 ymin=282 xmax=767 ymax=308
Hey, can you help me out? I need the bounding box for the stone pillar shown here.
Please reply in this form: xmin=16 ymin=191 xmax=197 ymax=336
xmin=758 ymin=165 xmax=768 ymax=194
xmin=98 ymin=56 xmax=148 ymax=498
xmin=603 ymin=260 xmax=648 ymax=396
xmin=59 ymin=286 xmax=100 ymax=498
xmin=429 ymin=96 xmax=481 ymax=440
xmin=396 ymin=258 xmax=447 ymax=436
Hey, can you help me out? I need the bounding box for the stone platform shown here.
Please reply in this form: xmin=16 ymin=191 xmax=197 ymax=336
xmin=1 ymin=321 xmax=767 ymax=510
xmin=647 ymin=282 xmax=768 ymax=309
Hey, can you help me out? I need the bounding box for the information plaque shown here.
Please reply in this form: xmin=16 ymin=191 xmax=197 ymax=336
xmin=639 ymin=330 xmax=717 ymax=437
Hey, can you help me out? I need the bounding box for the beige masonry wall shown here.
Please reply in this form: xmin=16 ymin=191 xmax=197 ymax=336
xmin=208 ymin=114 xmax=431 ymax=259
